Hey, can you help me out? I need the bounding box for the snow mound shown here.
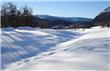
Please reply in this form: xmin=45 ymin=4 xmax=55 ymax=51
xmin=16 ymin=26 xmax=34 ymax=30
xmin=1 ymin=28 xmax=80 ymax=70
xmin=5 ymin=27 xmax=109 ymax=71
xmin=2 ymin=27 xmax=15 ymax=31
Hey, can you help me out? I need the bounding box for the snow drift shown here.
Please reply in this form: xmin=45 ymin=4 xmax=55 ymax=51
xmin=1 ymin=27 xmax=80 ymax=70
xmin=1 ymin=26 xmax=110 ymax=71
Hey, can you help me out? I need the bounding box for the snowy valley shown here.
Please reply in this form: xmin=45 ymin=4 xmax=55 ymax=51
xmin=1 ymin=26 xmax=110 ymax=71
xmin=1 ymin=1 xmax=110 ymax=71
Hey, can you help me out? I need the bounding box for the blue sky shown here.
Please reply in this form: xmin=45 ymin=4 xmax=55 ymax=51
xmin=1 ymin=0 xmax=110 ymax=2
xmin=1 ymin=0 xmax=110 ymax=18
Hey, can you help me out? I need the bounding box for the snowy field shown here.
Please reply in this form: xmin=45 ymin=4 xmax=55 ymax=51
xmin=1 ymin=26 xmax=110 ymax=71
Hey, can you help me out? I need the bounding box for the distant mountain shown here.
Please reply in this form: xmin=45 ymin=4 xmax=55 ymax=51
xmin=35 ymin=15 xmax=73 ymax=28
xmin=35 ymin=15 xmax=93 ymax=28
xmin=37 ymin=15 xmax=61 ymax=21
xmin=37 ymin=15 xmax=92 ymax=22
xmin=93 ymin=6 xmax=110 ymax=27
xmin=60 ymin=17 xmax=92 ymax=22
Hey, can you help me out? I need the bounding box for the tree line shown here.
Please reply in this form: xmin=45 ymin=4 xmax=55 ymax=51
xmin=1 ymin=2 xmax=36 ymax=28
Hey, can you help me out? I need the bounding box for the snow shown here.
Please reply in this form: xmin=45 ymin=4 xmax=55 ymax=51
xmin=1 ymin=27 xmax=80 ymax=70
xmin=2 ymin=27 xmax=15 ymax=31
xmin=16 ymin=26 xmax=34 ymax=30
xmin=1 ymin=26 xmax=110 ymax=71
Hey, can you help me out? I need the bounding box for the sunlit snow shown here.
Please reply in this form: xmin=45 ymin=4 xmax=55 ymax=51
xmin=1 ymin=26 xmax=110 ymax=71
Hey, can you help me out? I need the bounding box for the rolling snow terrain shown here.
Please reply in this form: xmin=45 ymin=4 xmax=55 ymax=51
xmin=1 ymin=27 xmax=110 ymax=71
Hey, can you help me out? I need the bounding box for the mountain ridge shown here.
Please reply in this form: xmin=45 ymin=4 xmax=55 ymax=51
xmin=34 ymin=15 xmax=93 ymax=28
xmin=93 ymin=6 xmax=110 ymax=27
xmin=36 ymin=15 xmax=93 ymax=22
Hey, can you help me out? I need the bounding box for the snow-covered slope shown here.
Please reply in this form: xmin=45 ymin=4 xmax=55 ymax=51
xmin=1 ymin=27 xmax=81 ymax=70
xmin=1 ymin=27 xmax=110 ymax=71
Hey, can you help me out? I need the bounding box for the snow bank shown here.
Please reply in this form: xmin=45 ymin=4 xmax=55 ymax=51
xmin=1 ymin=28 xmax=80 ymax=70
xmin=16 ymin=26 xmax=34 ymax=30
xmin=2 ymin=27 xmax=15 ymax=31
xmin=1 ymin=26 xmax=110 ymax=71
xmin=4 ymin=27 xmax=109 ymax=71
